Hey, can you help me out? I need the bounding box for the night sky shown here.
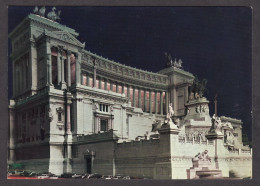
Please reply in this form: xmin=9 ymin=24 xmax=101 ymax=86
xmin=8 ymin=6 xmax=252 ymax=140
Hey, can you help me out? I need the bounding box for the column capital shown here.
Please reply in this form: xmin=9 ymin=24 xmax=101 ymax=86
xmin=67 ymin=50 xmax=72 ymax=55
xmin=57 ymin=45 xmax=64 ymax=53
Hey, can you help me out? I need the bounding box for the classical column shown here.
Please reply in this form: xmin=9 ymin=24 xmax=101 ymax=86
xmin=46 ymin=53 xmax=52 ymax=86
xmin=149 ymin=90 xmax=152 ymax=114
xmin=60 ymin=55 xmax=67 ymax=89
xmin=86 ymin=73 xmax=89 ymax=86
xmin=66 ymin=103 xmax=72 ymax=134
xmin=122 ymin=84 xmax=124 ymax=94
xmin=22 ymin=60 xmax=26 ymax=90
xmin=166 ymin=91 xmax=169 ymax=114
xmin=104 ymin=78 xmax=107 ymax=90
xmin=138 ymin=88 xmax=141 ymax=108
xmin=116 ymin=82 xmax=119 ymax=93
xmin=99 ymin=77 xmax=102 ymax=89
xmin=67 ymin=51 xmax=71 ymax=87
xmin=155 ymin=91 xmax=158 ymax=114
xmin=76 ymin=52 xmax=82 ymax=86
xmin=127 ymin=85 xmax=130 ymax=99
xmin=133 ymin=87 xmax=136 ymax=107
xmin=93 ymin=58 xmax=96 ymax=88
xmin=12 ymin=61 xmax=16 ymax=97
xmin=45 ymin=41 xmax=52 ymax=86
xmin=160 ymin=91 xmax=163 ymax=115
xmin=110 ymin=80 xmax=113 ymax=91
xmin=9 ymin=105 xmax=16 ymax=162
xmin=57 ymin=48 xmax=62 ymax=85
xmin=144 ymin=89 xmax=147 ymax=112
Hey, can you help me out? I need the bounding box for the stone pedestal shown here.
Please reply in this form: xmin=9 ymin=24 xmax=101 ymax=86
xmin=187 ymin=159 xmax=222 ymax=179
xmin=155 ymin=121 xmax=180 ymax=179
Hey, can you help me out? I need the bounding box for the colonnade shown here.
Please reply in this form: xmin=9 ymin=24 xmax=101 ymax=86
xmin=82 ymin=72 xmax=168 ymax=115
xmin=13 ymin=54 xmax=29 ymax=96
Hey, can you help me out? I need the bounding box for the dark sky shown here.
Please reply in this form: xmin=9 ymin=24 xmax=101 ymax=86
xmin=8 ymin=6 xmax=252 ymax=140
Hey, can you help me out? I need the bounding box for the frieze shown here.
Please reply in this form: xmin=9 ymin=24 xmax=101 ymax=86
xmin=81 ymin=50 xmax=167 ymax=84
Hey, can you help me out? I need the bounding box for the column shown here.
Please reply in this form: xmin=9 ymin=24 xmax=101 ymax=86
xmin=99 ymin=77 xmax=102 ymax=89
xmin=127 ymin=85 xmax=130 ymax=99
xmin=60 ymin=55 xmax=66 ymax=89
xmin=122 ymin=84 xmax=124 ymax=94
xmin=116 ymin=82 xmax=119 ymax=93
xmin=133 ymin=87 xmax=136 ymax=107
xmin=138 ymin=88 xmax=141 ymax=108
xmin=9 ymin=106 xmax=16 ymax=162
xmin=166 ymin=91 xmax=169 ymax=115
xmin=110 ymin=80 xmax=113 ymax=91
xmin=104 ymin=78 xmax=107 ymax=90
xmin=46 ymin=53 xmax=52 ymax=86
xmin=86 ymin=73 xmax=89 ymax=86
xmin=12 ymin=62 xmax=16 ymax=97
xmin=160 ymin=91 xmax=163 ymax=115
xmin=67 ymin=51 xmax=71 ymax=87
xmin=144 ymin=89 xmax=147 ymax=112
xmin=66 ymin=104 xmax=71 ymax=134
xmin=46 ymin=41 xmax=52 ymax=86
xmin=149 ymin=90 xmax=152 ymax=114
xmin=93 ymin=59 xmax=96 ymax=88
xmin=76 ymin=52 xmax=82 ymax=85
xmin=22 ymin=61 xmax=26 ymax=90
xmin=57 ymin=48 xmax=62 ymax=85
xmin=155 ymin=91 xmax=158 ymax=114
xmin=173 ymin=88 xmax=177 ymax=115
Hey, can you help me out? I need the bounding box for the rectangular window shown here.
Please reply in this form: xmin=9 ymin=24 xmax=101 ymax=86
xmin=99 ymin=104 xmax=109 ymax=112
xmin=100 ymin=119 xmax=108 ymax=131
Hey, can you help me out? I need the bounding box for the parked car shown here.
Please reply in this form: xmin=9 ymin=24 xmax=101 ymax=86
xmin=88 ymin=173 xmax=102 ymax=179
xmin=101 ymin=175 xmax=113 ymax=179
xmin=122 ymin=176 xmax=131 ymax=180
xmin=60 ymin=172 xmax=75 ymax=178
xmin=37 ymin=174 xmax=49 ymax=179
xmin=113 ymin=175 xmax=123 ymax=179
xmin=49 ymin=174 xmax=59 ymax=179
xmin=82 ymin=173 xmax=90 ymax=179
xmin=72 ymin=173 xmax=83 ymax=179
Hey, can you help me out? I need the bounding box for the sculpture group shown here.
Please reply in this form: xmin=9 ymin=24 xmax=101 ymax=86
xmin=33 ymin=6 xmax=61 ymax=21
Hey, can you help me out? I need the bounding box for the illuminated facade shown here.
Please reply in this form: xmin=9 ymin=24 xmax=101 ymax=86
xmin=8 ymin=12 xmax=252 ymax=179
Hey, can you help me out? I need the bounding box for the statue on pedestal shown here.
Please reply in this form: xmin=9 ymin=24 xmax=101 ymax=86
xmin=188 ymin=76 xmax=207 ymax=100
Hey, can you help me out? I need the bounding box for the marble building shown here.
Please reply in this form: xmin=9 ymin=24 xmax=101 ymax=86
xmin=8 ymin=8 xmax=252 ymax=179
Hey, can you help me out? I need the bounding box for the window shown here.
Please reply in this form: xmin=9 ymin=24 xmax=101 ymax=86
xmin=100 ymin=119 xmax=108 ymax=131
xmin=99 ymin=104 xmax=109 ymax=112
xmin=58 ymin=112 xmax=62 ymax=122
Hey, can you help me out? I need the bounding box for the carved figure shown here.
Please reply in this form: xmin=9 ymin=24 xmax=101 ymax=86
xmin=193 ymin=150 xmax=211 ymax=162
xmin=33 ymin=6 xmax=38 ymax=14
xmin=110 ymin=105 xmax=114 ymax=113
xmin=47 ymin=7 xmax=61 ymax=21
xmin=39 ymin=6 xmax=46 ymax=17
xmin=164 ymin=52 xmax=173 ymax=67
xmin=48 ymin=108 xmax=53 ymax=122
xmin=166 ymin=103 xmax=174 ymax=122
xmin=188 ymin=76 xmax=208 ymax=100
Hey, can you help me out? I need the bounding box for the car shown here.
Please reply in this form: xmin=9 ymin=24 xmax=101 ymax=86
xmin=72 ymin=173 xmax=83 ymax=179
xmin=101 ymin=175 xmax=113 ymax=179
xmin=60 ymin=172 xmax=75 ymax=178
xmin=88 ymin=173 xmax=102 ymax=179
xmin=122 ymin=176 xmax=131 ymax=180
xmin=37 ymin=174 xmax=49 ymax=179
xmin=113 ymin=175 xmax=123 ymax=179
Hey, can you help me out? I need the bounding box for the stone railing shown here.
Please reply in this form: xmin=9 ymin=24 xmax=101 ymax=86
xmin=81 ymin=50 xmax=168 ymax=85
xmin=116 ymin=138 xmax=160 ymax=148
xmin=178 ymin=136 xmax=213 ymax=145
xmin=76 ymin=129 xmax=119 ymax=143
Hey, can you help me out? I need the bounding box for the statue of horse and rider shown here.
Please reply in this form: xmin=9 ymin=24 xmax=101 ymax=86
xmin=188 ymin=76 xmax=208 ymax=100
